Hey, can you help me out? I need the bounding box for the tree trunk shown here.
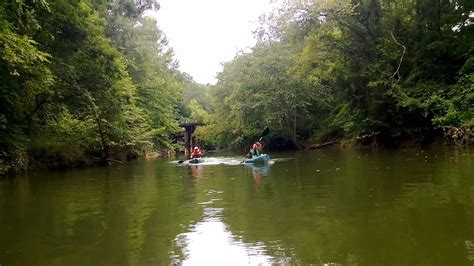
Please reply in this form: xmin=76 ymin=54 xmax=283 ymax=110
xmin=95 ymin=117 xmax=109 ymax=165
xmin=285 ymin=111 xmax=306 ymax=149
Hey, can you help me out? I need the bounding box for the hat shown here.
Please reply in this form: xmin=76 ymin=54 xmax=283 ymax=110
xmin=194 ymin=146 xmax=199 ymax=150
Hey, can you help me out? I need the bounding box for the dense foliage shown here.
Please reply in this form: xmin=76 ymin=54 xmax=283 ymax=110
xmin=0 ymin=0 xmax=187 ymax=169
xmin=1 ymin=0 xmax=472 ymax=171
xmin=205 ymin=0 xmax=473 ymax=149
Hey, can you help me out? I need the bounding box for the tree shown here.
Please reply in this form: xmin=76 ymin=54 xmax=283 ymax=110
xmin=207 ymin=0 xmax=473 ymax=149
xmin=0 ymin=0 xmax=189 ymax=170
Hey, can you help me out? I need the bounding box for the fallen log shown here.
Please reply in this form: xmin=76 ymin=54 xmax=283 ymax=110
xmin=307 ymin=140 xmax=338 ymax=149
xmin=106 ymin=158 xmax=124 ymax=164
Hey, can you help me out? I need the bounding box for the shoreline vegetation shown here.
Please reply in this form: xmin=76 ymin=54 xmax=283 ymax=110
xmin=0 ymin=135 xmax=468 ymax=175
xmin=1 ymin=0 xmax=473 ymax=174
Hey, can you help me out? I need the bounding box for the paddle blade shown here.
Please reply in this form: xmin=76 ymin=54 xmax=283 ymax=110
xmin=259 ymin=127 xmax=270 ymax=140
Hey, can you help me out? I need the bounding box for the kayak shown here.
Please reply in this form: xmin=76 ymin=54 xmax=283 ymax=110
xmin=188 ymin=158 xmax=204 ymax=164
xmin=243 ymin=154 xmax=270 ymax=164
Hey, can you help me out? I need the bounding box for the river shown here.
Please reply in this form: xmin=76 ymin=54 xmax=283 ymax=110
xmin=0 ymin=147 xmax=473 ymax=265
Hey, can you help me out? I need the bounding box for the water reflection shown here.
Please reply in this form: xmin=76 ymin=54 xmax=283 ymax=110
xmin=174 ymin=207 xmax=273 ymax=265
xmin=189 ymin=164 xmax=203 ymax=179
xmin=244 ymin=163 xmax=271 ymax=189
xmin=0 ymin=147 xmax=472 ymax=265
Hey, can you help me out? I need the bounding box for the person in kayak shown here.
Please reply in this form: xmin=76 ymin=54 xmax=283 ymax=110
xmin=246 ymin=143 xmax=260 ymax=158
xmin=191 ymin=146 xmax=203 ymax=158
xmin=255 ymin=141 xmax=263 ymax=153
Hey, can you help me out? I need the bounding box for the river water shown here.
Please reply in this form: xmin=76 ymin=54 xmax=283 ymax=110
xmin=0 ymin=147 xmax=473 ymax=265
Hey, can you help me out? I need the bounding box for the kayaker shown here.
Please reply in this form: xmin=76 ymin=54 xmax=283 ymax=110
xmin=191 ymin=146 xmax=203 ymax=158
xmin=255 ymin=141 xmax=263 ymax=153
xmin=247 ymin=143 xmax=260 ymax=158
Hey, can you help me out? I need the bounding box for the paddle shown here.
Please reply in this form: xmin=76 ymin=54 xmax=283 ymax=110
xmin=258 ymin=127 xmax=270 ymax=141
xmin=179 ymin=157 xmax=201 ymax=164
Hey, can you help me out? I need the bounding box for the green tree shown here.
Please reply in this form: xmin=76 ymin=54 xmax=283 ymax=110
xmin=0 ymin=0 xmax=188 ymax=170
xmin=208 ymin=0 xmax=473 ymax=149
xmin=0 ymin=0 xmax=54 ymax=151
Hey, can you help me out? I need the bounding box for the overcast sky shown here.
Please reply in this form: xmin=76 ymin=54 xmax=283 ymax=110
xmin=149 ymin=0 xmax=278 ymax=85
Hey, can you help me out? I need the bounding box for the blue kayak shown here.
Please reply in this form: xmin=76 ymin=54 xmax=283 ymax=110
xmin=243 ymin=154 xmax=270 ymax=164
xmin=189 ymin=158 xmax=204 ymax=164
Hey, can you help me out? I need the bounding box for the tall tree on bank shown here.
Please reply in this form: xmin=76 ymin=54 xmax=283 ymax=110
xmin=206 ymin=0 xmax=473 ymax=149
xmin=0 ymin=0 xmax=186 ymax=170
xmin=104 ymin=0 xmax=185 ymax=149
xmin=29 ymin=0 xmax=149 ymax=165
xmin=0 ymin=0 xmax=53 ymax=151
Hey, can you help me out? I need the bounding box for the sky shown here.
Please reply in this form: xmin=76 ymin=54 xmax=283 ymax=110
xmin=149 ymin=0 xmax=278 ymax=85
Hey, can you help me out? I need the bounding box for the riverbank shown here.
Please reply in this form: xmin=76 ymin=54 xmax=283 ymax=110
xmin=2 ymin=130 xmax=471 ymax=176
xmin=307 ymin=127 xmax=473 ymax=151
xmin=0 ymin=146 xmax=174 ymax=176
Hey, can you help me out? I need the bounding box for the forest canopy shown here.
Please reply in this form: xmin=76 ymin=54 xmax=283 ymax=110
xmin=196 ymin=0 xmax=474 ymax=149
xmin=0 ymin=0 xmax=195 ymax=169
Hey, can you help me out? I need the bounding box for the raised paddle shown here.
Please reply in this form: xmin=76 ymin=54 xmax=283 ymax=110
xmin=258 ymin=127 xmax=270 ymax=141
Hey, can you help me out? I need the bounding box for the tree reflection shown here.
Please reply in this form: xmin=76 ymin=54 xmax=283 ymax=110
xmin=0 ymin=148 xmax=473 ymax=265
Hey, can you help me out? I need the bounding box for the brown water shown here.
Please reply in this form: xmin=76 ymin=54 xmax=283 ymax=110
xmin=0 ymin=147 xmax=473 ymax=265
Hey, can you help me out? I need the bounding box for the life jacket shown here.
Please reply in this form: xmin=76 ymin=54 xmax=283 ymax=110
xmin=250 ymin=148 xmax=260 ymax=157
xmin=191 ymin=150 xmax=202 ymax=158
